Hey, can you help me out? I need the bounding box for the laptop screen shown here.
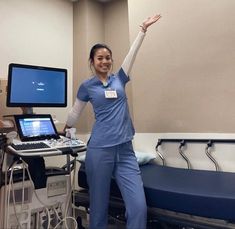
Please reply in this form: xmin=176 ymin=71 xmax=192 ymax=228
xmin=14 ymin=114 xmax=59 ymax=141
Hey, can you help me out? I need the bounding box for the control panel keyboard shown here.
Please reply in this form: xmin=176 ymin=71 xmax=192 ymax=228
xmin=11 ymin=142 xmax=50 ymax=151
xmin=7 ymin=136 xmax=86 ymax=157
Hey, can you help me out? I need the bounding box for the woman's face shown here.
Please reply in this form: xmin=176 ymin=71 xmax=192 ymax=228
xmin=92 ymin=48 xmax=112 ymax=76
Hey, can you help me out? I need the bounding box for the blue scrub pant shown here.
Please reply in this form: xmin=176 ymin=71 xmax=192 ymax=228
xmin=85 ymin=141 xmax=147 ymax=229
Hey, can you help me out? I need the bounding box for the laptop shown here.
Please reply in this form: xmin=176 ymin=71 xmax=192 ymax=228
xmin=7 ymin=114 xmax=86 ymax=157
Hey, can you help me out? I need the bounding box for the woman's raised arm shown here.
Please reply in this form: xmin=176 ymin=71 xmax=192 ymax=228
xmin=121 ymin=14 xmax=161 ymax=76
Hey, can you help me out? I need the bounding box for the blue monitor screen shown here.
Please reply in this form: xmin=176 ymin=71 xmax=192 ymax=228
xmin=19 ymin=117 xmax=56 ymax=138
xmin=14 ymin=114 xmax=59 ymax=141
xmin=7 ymin=63 xmax=67 ymax=107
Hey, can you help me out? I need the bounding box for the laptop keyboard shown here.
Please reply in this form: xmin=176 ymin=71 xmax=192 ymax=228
xmin=11 ymin=142 xmax=51 ymax=151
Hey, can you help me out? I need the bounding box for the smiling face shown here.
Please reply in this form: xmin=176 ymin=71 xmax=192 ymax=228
xmin=89 ymin=44 xmax=113 ymax=79
xmin=92 ymin=48 xmax=112 ymax=77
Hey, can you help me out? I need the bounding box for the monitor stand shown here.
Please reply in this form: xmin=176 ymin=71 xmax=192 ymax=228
xmin=21 ymin=107 xmax=33 ymax=114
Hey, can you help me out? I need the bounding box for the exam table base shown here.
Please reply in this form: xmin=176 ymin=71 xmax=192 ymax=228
xmin=73 ymin=189 xmax=235 ymax=229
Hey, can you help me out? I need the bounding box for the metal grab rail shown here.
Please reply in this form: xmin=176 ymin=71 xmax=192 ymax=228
xmin=157 ymin=139 xmax=235 ymax=144
xmin=156 ymin=138 xmax=235 ymax=171
xmin=155 ymin=140 xmax=166 ymax=166
xmin=178 ymin=140 xmax=192 ymax=169
xmin=205 ymin=140 xmax=220 ymax=171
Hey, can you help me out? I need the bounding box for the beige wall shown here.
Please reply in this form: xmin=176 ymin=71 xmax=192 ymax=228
xmin=73 ymin=0 xmax=103 ymax=133
xmin=76 ymin=0 xmax=235 ymax=134
xmin=0 ymin=0 xmax=73 ymax=122
xmin=1 ymin=0 xmax=235 ymax=134
xmin=103 ymin=0 xmax=133 ymax=116
xmin=73 ymin=0 xmax=130 ymax=133
xmin=128 ymin=0 xmax=235 ymax=133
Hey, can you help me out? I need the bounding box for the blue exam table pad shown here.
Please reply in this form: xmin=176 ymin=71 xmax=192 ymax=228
xmin=78 ymin=163 xmax=235 ymax=222
xmin=141 ymin=164 xmax=235 ymax=222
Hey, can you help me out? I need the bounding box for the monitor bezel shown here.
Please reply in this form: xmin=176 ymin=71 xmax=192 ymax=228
xmin=7 ymin=63 xmax=67 ymax=108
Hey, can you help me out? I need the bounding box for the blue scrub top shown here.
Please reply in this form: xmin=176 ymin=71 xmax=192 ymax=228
xmin=77 ymin=68 xmax=135 ymax=148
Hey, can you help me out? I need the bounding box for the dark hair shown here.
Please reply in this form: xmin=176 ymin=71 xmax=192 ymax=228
xmin=89 ymin=43 xmax=112 ymax=63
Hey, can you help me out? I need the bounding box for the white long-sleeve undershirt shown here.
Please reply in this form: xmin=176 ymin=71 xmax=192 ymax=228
xmin=66 ymin=31 xmax=146 ymax=127
xmin=121 ymin=31 xmax=146 ymax=76
xmin=66 ymin=98 xmax=86 ymax=127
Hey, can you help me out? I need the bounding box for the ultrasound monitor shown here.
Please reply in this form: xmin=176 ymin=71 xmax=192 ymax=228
xmin=7 ymin=63 xmax=67 ymax=110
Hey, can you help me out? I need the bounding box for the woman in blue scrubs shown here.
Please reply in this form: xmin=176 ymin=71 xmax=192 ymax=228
xmin=65 ymin=14 xmax=161 ymax=229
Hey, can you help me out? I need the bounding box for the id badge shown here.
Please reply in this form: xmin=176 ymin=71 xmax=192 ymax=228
xmin=104 ymin=90 xmax=117 ymax=98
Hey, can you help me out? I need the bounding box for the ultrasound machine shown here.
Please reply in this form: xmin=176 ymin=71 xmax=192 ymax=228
xmin=0 ymin=63 xmax=86 ymax=229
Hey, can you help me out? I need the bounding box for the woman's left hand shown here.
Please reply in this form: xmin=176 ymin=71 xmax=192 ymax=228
xmin=141 ymin=14 xmax=161 ymax=32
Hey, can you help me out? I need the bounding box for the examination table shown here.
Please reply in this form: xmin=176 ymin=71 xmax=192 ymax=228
xmin=74 ymin=139 xmax=235 ymax=229
xmin=75 ymin=162 xmax=235 ymax=229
